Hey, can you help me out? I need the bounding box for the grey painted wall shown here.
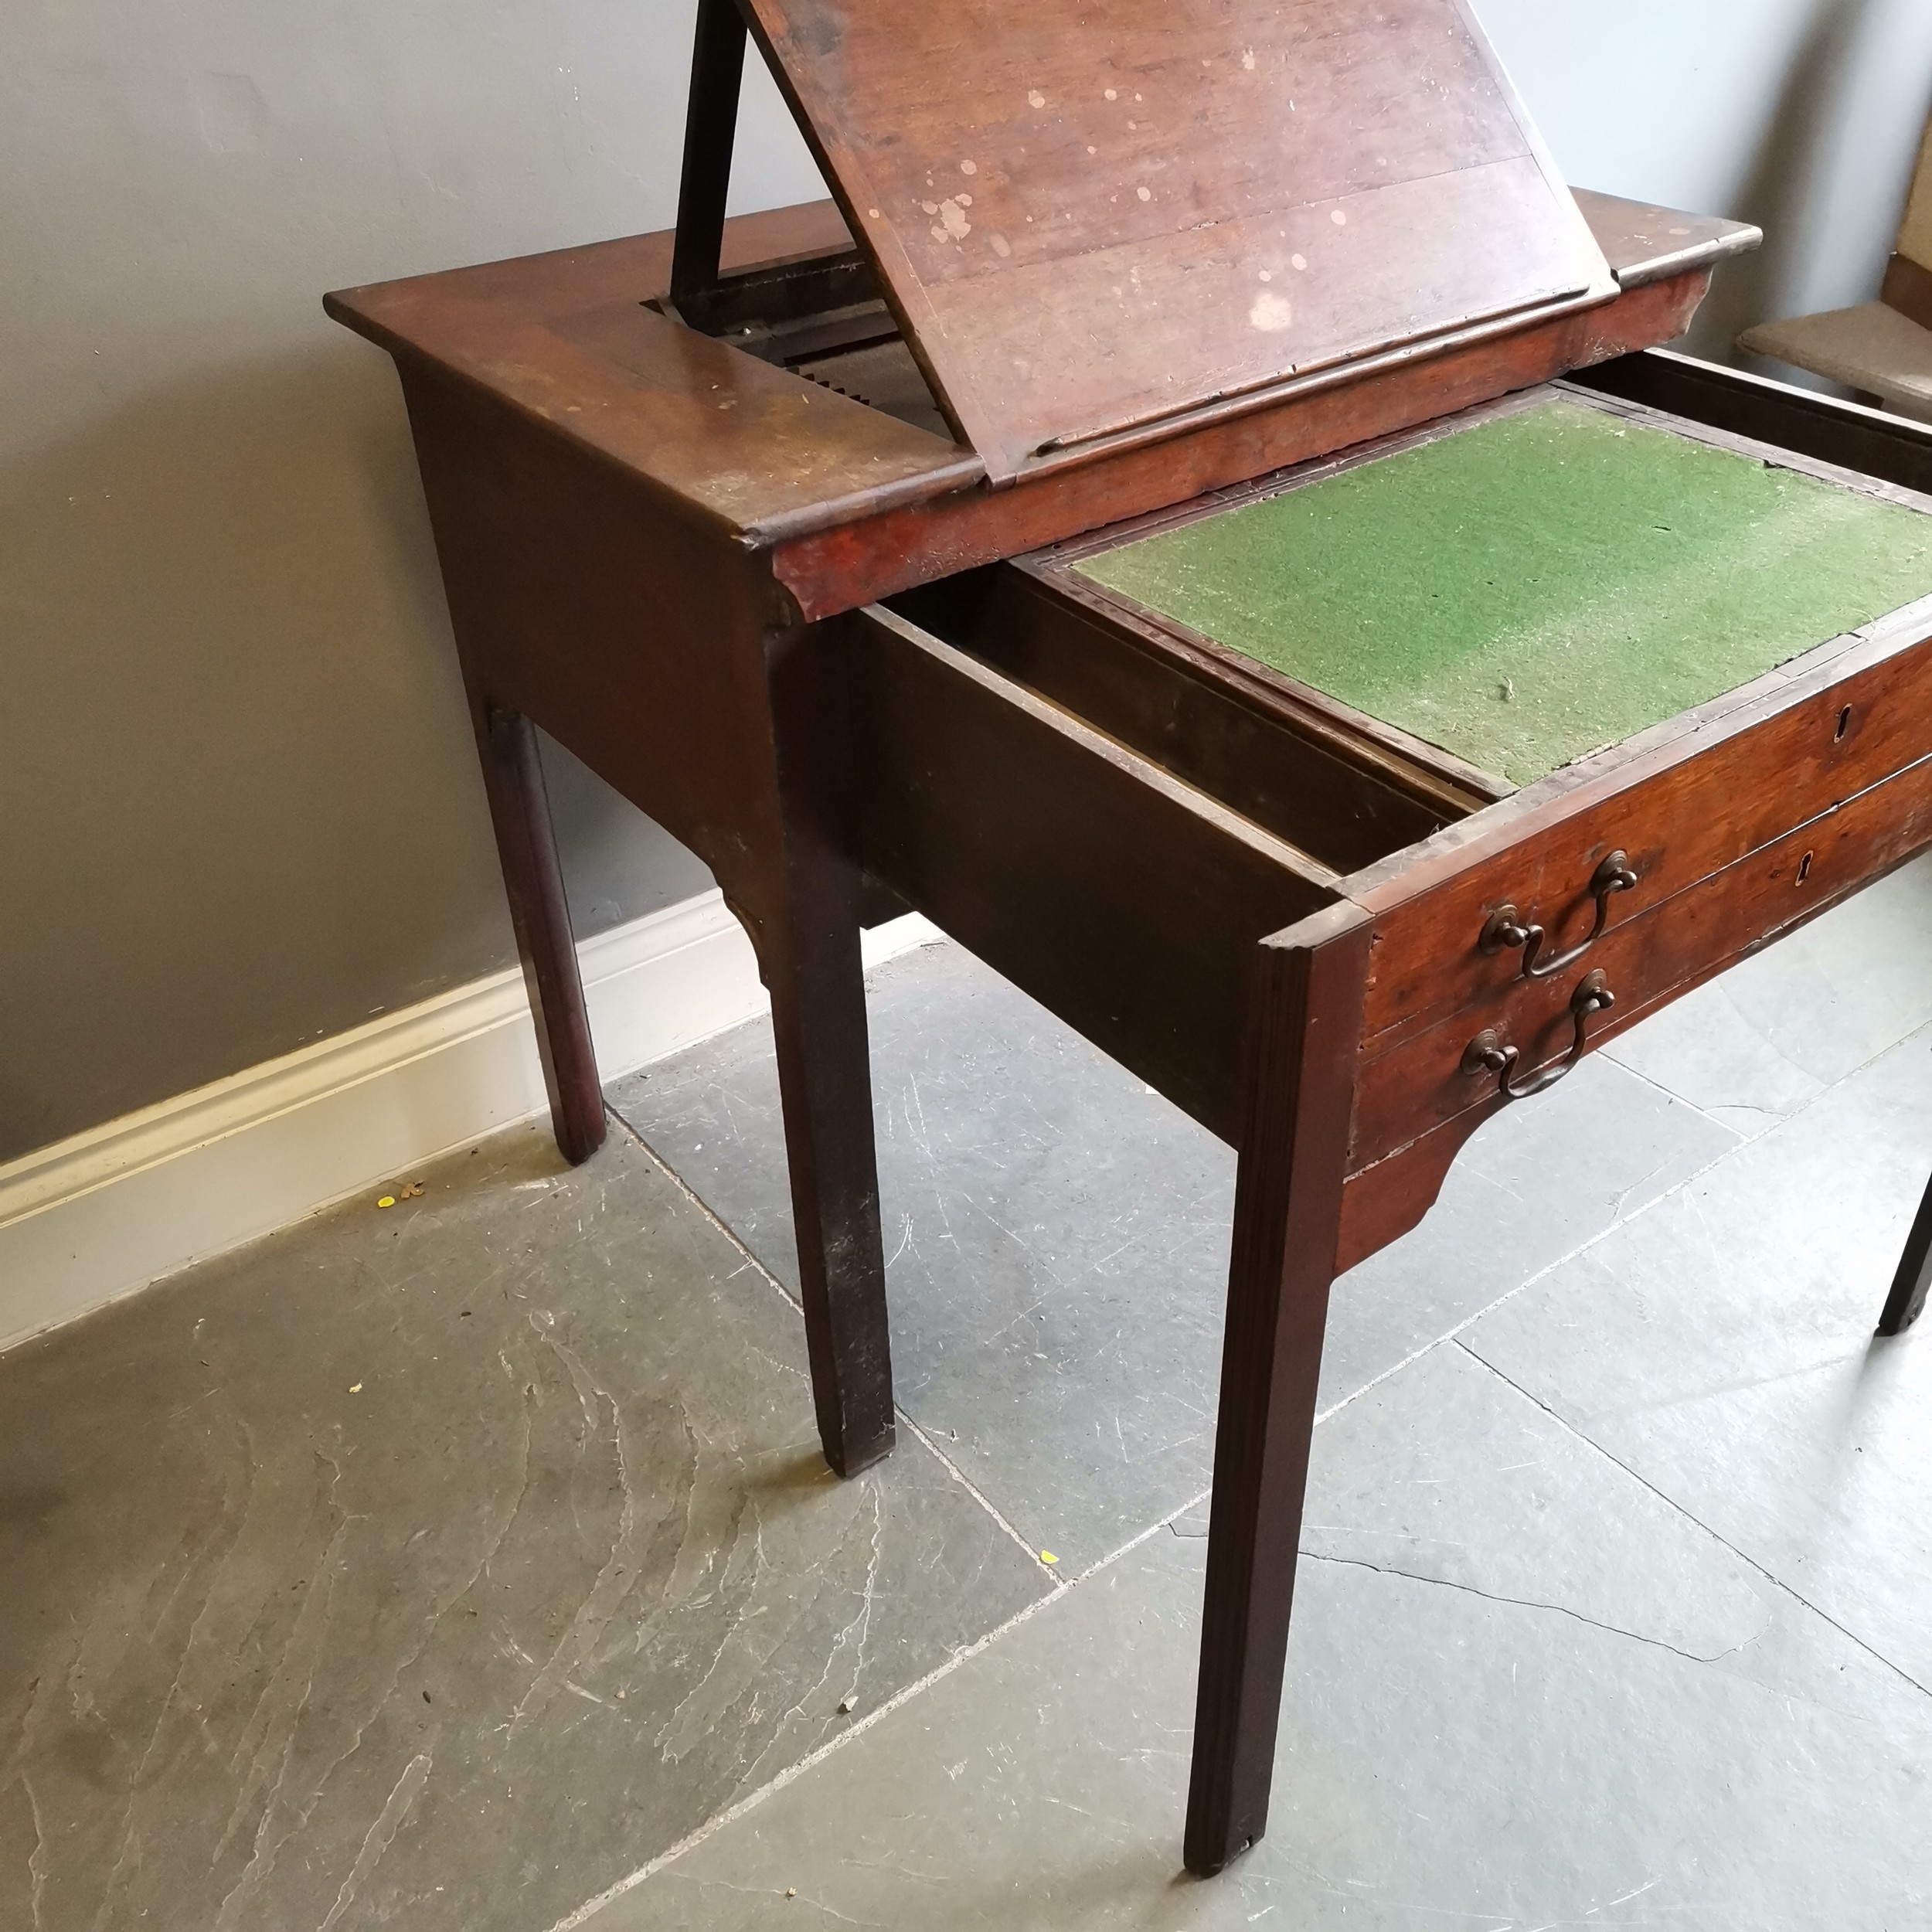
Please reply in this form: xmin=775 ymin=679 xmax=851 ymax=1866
xmin=1479 ymin=0 xmax=1932 ymax=362
xmin=4 ymin=2 xmax=1928 ymax=1165
xmin=1 ymin=5 xmax=817 ymax=1162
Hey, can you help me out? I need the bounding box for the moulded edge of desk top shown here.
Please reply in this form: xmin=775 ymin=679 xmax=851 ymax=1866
xmin=325 ymin=206 xmax=984 ymax=549
xmin=1571 ymin=189 xmax=1760 ymax=290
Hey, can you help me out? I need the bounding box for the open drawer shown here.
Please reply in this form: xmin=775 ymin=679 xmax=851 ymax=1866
xmin=859 ymin=372 xmax=1932 ymax=1267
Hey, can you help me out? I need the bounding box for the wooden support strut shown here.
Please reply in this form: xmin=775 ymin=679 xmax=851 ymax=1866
xmin=668 ymin=0 xmax=750 ymax=319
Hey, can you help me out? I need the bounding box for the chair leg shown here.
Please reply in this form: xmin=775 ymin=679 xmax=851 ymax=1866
xmin=1184 ymin=904 xmax=1372 ymax=1878
xmin=754 ymin=625 xmax=895 ymax=1479
xmin=471 ymin=701 xmax=607 ymax=1166
xmin=1878 ymin=1165 xmax=1932 ymax=1336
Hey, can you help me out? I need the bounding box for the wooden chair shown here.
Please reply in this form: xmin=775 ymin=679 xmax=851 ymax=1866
xmin=1739 ymin=117 xmax=1932 ymax=420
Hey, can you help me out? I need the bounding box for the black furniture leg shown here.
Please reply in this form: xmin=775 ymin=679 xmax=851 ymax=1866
xmin=1879 ymin=1166 xmax=1932 ymax=1335
xmin=669 ymin=0 xmax=749 ymax=315
xmin=1184 ymin=903 xmax=1372 ymax=1877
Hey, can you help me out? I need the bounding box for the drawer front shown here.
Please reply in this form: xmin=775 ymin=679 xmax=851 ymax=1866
xmin=1358 ymin=614 xmax=1932 ymax=1052
xmin=1349 ymin=751 xmax=1932 ymax=1172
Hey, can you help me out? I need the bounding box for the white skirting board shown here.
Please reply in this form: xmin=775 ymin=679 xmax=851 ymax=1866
xmin=0 ymin=893 xmax=941 ymax=1355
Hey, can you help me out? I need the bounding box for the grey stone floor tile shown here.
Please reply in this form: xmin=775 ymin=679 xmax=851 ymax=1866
xmin=614 ymin=943 xmax=1736 ymax=1566
xmin=584 ymin=1340 xmax=1931 ymax=1932
xmin=0 ymin=1125 xmax=1049 ymax=1932
xmin=1318 ymin=1052 xmax=1737 ymax=1413
xmin=1466 ymin=1019 xmax=1932 ymax=1689
xmin=1603 ymin=851 xmax=1932 ymax=1132
xmin=1301 ymin=1341 xmax=1777 ymax=1664
xmin=612 ymin=941 xmax=1234 ymax=1570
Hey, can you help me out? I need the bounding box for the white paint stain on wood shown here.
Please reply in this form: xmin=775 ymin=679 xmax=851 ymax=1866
xmin=1249 ymin=291 xmax=1294 ymax=332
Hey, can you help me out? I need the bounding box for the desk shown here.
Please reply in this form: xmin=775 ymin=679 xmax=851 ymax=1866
xmin=327 ymin=175 xmax=1932 ymax=1873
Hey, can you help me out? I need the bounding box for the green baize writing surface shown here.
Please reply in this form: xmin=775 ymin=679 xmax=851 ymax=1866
xmin=1076 ymin=399 xmax=1932 ymax=785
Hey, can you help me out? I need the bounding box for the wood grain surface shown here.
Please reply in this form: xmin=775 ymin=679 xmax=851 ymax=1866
xmin=328 ymin=198 xmax=1721 ymax=607
xmin=855 ymin=606 xmax=1335 ymax=1141
xmin=1337 ymin=755 xmax=1932 ymax=1267
xmin=1352 ymin=600 xmax=1932 ymax=1048
xmin=770 ymin=269 xmax=1714 ymax=612
xmin=743 ymin=0 xmax=1611 ymax=479
xmin=1186 ymin=902 xmax=1372 ymax=1874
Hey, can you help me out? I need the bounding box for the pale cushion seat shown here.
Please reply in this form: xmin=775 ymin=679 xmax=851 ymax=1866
xmin=1740 ymin=301 xmax=1932 ymax=423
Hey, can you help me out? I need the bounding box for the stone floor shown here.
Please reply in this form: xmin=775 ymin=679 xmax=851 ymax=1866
xmin=5 ymin=859 xmax=1931 ymax=1930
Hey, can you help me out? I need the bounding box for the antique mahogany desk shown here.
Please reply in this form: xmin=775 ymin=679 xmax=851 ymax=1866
xmin=327 ymin=0 xmax=1932 ymax=1875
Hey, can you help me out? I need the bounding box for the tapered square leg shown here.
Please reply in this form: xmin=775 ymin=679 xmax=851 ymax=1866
xmin=1879 ymin=1165 xmax=1932 ymax=1335
xmin=761 ymin=914 xmax=896 ymax=1477
xmin=1185 ymin=903 xmax=1372 ymax=1877
xmin=754 ymin=626 xmax=896 ymax=1479
xmin=469 ymin=701 xmax=607 ymax=1166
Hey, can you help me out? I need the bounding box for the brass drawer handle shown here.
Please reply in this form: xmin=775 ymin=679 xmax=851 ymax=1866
xmin=1481 ymin=850 xmax=1638 ymax=980
xmin=1462 ymin=970 xmax=1615 ymax=1101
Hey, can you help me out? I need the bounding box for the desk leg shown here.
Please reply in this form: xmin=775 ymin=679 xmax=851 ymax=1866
xmin=756 ymin=628 xmax=896 ymax=1479
xmin=471 ymin=700 xmax=607 ymax=1167
xmin=1879 ymin=1166 xmax=1932 ymax=1335
xmin=1185 ymin=903 xmax=1371 ymax=1877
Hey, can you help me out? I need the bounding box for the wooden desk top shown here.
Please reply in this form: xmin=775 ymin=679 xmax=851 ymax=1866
xmin=325 ymin=193 xmax=1757 ymax=613
xmin=325 ymin=204 xmax=984 ymax=543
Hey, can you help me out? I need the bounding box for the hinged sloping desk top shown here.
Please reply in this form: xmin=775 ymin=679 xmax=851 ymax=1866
xmin=745 ymin=0 xmax=1614 ymax=480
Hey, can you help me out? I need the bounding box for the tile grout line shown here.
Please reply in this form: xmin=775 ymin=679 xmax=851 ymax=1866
xmin=1609 ymin=1006 xmax=1932 ymax=1148
xmin=542 ymin=1481 xmax=1215 ymax=1932
xmin=1453 ymin=1335 xmax=1932 ymax=1703
xmin=607 ymin=1106 xmax=807 ymax=1316
xmin=1315 ymin=1002 xmax=1932 ymax=1434
xmin=893 ymin=1405 xmax=1066 ymax=1583
xmin=1600 ymin=1047 xmax=1760 ymax=1141
xmin=607 ymin=1107 xmax=1060 ymax=1580
xmin=579 ymin=990 xmax=1932 ymax=1927
xmin=616 ymin=992 xmax=1932 ymax=1515
xmin=1075 ymin=1482 xmax=1215 ymax=1583
xmin=1313 ymin=1111 xmax=1803 ymax=1431
xmin=539 ymin=1589 xmax=1067 ymax=1932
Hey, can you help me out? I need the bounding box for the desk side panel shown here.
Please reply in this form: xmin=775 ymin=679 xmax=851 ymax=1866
xmin=397 ymin=361 xmax=787 ymax=901
xmin=855 ymin=609 xmax=1335 ymax=1142
xmin=1577 ymin=347 xmax=1932 ymax=496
